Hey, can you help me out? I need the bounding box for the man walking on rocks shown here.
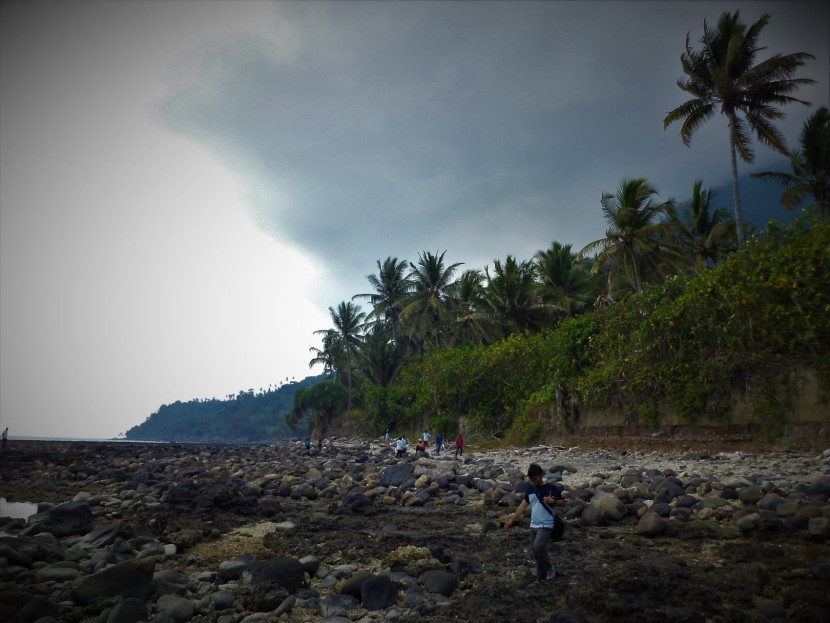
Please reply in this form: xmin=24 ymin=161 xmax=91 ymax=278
xmin=504 ymin=463 xmax=565 ymax=586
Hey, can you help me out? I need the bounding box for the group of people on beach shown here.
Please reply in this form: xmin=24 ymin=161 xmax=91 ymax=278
xmin=383 ymin=429 xmax=565 ymax=585
xmin=385 ymin=428 xmax=464 ymax=458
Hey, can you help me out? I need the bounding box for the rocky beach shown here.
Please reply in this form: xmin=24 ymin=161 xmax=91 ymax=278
xmin=2 ymin=438 xmax=830 ymax=623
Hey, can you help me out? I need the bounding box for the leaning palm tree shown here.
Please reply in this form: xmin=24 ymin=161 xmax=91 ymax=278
xmin=353 ymin=257 xmax=411 ymax=346
xmin=308 ymin=329 xmax=343 ymax=382
xmin=752 ymin=106 xmax=830 ymax=220
xmin=401 ymin=251 xmax=462 ymax=350
xmin=580 ymin=178 xmax=680 ymax=295
xmin=663 ymin=10 xmax=815 ymax=247
xmin=314 ymin=301 xmax=365 ymax=410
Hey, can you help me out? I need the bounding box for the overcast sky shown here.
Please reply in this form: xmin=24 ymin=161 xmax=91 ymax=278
xmin=2 ymin=1 xmax=827 ymax=439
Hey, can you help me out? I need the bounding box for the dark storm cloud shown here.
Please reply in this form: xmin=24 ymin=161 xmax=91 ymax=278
xmin=155 ymin=1 xmax=828 ymax=288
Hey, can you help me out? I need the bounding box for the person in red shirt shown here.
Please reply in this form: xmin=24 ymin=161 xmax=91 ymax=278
xmin=454 ymin=434 xmax=463 ymax=458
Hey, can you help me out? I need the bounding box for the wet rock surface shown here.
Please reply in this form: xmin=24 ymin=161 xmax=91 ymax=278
xmin=1 ymin=439 xmax=830 ymax=622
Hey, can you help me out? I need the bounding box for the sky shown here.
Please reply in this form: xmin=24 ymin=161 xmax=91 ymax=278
xmin=1 ymin=1 xmax=828 ymax=440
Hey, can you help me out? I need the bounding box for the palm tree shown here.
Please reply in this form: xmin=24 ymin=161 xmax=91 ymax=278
xmin=483 ymin=255 xmax=550 ymax=335
xmin=535 ymin=242 xmax=594 ymax=317
xmin=667 ymin=180 xmax=734 ymax=272
xmin=580 ymin=178 xmax=680 ymax=294
xmin=401 ymin=251 xmax=462 ymax=350
xmin=314 ymin=301 xmax=365 ymax=410
xmin=752 ymin=106 xmax=830 ymax=220
xmin=353 ymin=257 xmax=411 ymax=346
xmin=663 ymin=10 xmax=815 ymax=247
xmin=308 ymin=329 xmax=343 ymax=381
xmin=355 ymin=323 xmax=402 ymax=388
xmin=449 ymin=268 xmax=491 ymax=345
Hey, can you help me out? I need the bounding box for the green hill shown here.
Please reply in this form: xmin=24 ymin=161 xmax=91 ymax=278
xmin=125 ymin=375 xmax=325 ymax=443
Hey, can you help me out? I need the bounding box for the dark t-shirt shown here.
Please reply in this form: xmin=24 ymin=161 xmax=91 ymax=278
xmin=523 ymin=482 xmax=563 ymax=528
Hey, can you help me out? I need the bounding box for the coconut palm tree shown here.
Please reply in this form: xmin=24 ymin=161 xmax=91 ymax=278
xmin=667 ymin=180 xmax=734 ymax=272
xmin=314 ymin=301 xmax=365 ymax=410
xmin=752 ymin=106 xmax=830 ymax=220
xmin=353 ymin=257 xmax=411 ymax=346
xmin=401 ymin=251 xmax=462 ymax=350
xmin=308 ymin=329 xmax=343 ymax=381
xmin=663 ymin=10 xmax=815 ymax=247
xmin=535 ymin=242 xmax=595 ymax=317
xmin=449 ymin=268 xmax=491 ymax=346
xmin=580 ymin=178 xmax=680 ymax=295
xmin=483 ymin=255 xmax=550 ymax=335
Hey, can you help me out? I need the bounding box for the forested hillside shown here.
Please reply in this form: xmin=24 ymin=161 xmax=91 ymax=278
xmin=125 ymin=375 xmax=324 ymax=442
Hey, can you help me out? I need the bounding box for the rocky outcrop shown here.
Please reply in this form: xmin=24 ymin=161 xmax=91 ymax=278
xmin=1 ymin=440 xmax=830 ymax=622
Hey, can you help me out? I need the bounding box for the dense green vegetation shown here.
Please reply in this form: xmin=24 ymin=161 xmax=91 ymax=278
xmin=125 ymin=376 xmax=324 ymax=442
xmin=314 ymin=217 xmax=828 ymax=444
xmin=305 ymin=11 xmax=828 ymax=443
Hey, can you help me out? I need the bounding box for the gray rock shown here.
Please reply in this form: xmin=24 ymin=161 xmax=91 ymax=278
xmin=361 ymin=574 xmax=397 ymax=610
xmin=244 ymin=557 xmax=305 ymax=593
xmin=636 ymin=509 xmax=666 ymax=537
xmin=0 ymin=536 xmax=65 ymax=567
xmin=19 ymin=597 xmax=58 ymax=623
xmin=380 ymin=464 xmax=416 ymax=487
xmin=338 ymin=570 xmax=373 ymax=598
xmin=106 ymin=597 xmax=147 ymax=623
xmin=342 ymin=491 xmax=375 ymax=515
xmin=218 ymin=554 xmax=255 ymax=581
xmin=580 ymin=505 xmax=604 ymax=527
xmin=156 ymin=594 xmax=195 ymax=622
xmin=73 ymin=558 xmax=155 ymax=605
xmin=419 ymin=569 xmax=457 ymax=596
xmin=809 ymin=516 xmax=830 ymax=540
xmin=153 ymin=568 xmax=187 ymax=596
xmin=34 ymin=561 xmax=81 ymax=582
xmin=24 ymin=501 xmax=94 ymax=538
xmin=450 ymin=553 xmax=482 ymax=574
xmin=209 ymin=590 xmax=235 ymax=611
xmin=320 ymin=594 xmax=359 ymax=618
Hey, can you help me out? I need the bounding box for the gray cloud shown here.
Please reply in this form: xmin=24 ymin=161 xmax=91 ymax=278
xmin=154 ymin=1 xmax=828 ymax=299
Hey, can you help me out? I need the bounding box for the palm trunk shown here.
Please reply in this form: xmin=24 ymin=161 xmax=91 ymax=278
xmin=346 ymin=348 xmax=352 ymax=412
xmin=728 ymin=113 xmax=746 ymax=248
xmin=628 ymin=245 xmax=643 ymax=294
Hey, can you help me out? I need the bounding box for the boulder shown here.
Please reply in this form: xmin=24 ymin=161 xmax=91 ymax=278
xmin=73 ymin=558 xmax=155 ymax=605
xmin=244 ymin=557 xmax=305 ymax=593
xmin=361 ymin=574 xmax=397 ymax=610
xmin=24 ymin=501 xmax=94 ymax=537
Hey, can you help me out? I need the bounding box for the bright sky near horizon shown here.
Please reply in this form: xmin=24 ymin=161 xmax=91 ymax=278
xmin=1 ymin=1 xmax=828 ymax=439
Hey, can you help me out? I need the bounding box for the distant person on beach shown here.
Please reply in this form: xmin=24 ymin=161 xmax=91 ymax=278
xmin=385 ymin=429 xmax=391 ymax=445
xmin=454 ymin=434 xmax=463 ymax=458
xmin=395 ymin=436 xmax=407 ymax=458
xmin=422 ymin=430 xmax=430 ymax=447
xmin=504 ymin=463 xmax=565 ymax=586
xmin=2 ymin=427 xmax=7 ymax=449
xmin=435 ymin=433 xmax=443 ymax=455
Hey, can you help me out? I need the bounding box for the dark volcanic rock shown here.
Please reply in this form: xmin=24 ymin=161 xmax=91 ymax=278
xmin=244 ymin=557 xmax=305 ymax=593
xmin=73 ymin=558 xmax=155 ymax=605
xmin=23 ymin=501 xmax=94 ymax=537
